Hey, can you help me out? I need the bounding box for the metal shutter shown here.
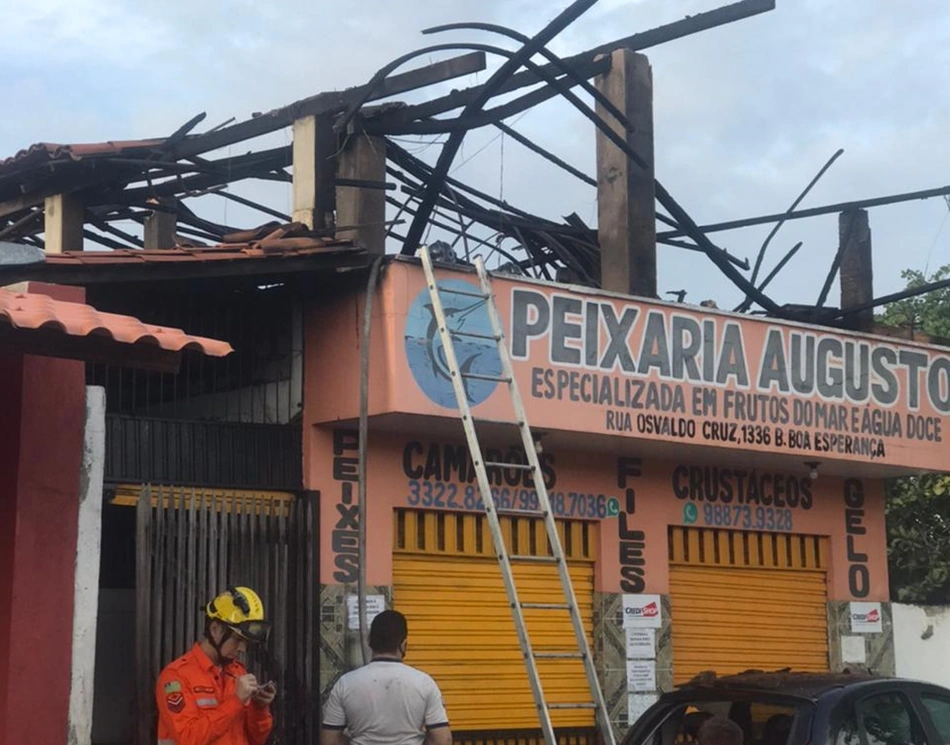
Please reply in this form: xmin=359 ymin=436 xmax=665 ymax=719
xmin=393 ymin=510 xmax=596 ymax=730
xmin=669 ymin=527 xmax=829 ymax=685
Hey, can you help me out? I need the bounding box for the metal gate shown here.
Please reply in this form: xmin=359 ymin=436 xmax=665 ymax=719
xmin=134 ymin=485 xmax=319 ymax=745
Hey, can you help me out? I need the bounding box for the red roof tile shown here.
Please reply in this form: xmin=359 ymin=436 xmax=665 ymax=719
xmin=0 ymin=138 xmax=167 ymax=174
xmin=43 ymin=236 xmax=359 ymax=267
xmin=0 ymin=289 xmax=232 ymax=357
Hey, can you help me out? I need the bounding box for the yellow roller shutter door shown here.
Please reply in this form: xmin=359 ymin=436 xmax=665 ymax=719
xmin=669 ymin=527 xmax=829 ymax=685
xmin=393 ymin=510 xmax=596 ymax=731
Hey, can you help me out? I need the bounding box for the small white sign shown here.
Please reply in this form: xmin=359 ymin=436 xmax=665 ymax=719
xmin=347 ymin=594 xmax=386 ymax=631
xmin=625 ymin=628 xmax=656 ymax=659
xmin=626 ymin=659 xmax=657 ymax=692
xmin=628 ymin=693 xmax=658 ymax=725
xmin=623 ymin=594 xmax=662 ymax=628
xmin=841 ymin=635 xmax=867 ymax=664
xmin=850 ymin=602 xmax=883 ymax=634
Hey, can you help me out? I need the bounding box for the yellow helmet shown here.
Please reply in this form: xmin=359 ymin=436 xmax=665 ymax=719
xmin=206 ymin=586 xmax=270 ymax=643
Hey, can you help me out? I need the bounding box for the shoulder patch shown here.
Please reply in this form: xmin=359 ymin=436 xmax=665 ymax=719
xmin=166 ymin=693 xmax=185 ymax=713
xmin=164 ymin=680 xmax=182 ymax=694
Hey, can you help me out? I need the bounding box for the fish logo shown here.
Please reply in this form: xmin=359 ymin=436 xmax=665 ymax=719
xmin=404 ymin=279 xmax=503 ymax=408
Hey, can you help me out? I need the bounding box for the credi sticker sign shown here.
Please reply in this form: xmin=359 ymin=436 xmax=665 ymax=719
xmin=503 ymin=285 xmax=950 ymax=471
xmin=623 ymin=594 xmax=662 ymax=629
xmin=850 ymin=601 xmax=883 ymax=633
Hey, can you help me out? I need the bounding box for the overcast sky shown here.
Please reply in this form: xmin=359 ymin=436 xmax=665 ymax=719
xmin=3 ymin=0 xmax=950 ymax=311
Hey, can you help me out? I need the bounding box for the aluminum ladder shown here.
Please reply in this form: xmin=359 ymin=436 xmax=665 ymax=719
xmin=419 ymin=246 xmax=617 ymax=745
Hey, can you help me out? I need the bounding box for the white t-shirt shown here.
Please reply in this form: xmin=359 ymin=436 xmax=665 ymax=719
xmin=322 ymin=659 xmax=450 ymax=745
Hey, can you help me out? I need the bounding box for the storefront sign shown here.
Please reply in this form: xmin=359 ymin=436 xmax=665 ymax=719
xmin=310 ymin=264 xmax=950 ymax=474
xmin=850 ymin=602 xmax=883 ymax=633
xmin=331 ymin=430 xmax=361 ymax=583
xmin=401 ymin=439 xmax=620 ymax=520
xmin=675 ymin=465 xmax=813 ymax=532
xmin=844 ymin=479 xmax=871 ymax=598
xmin=512 ymin=287 xmax=948 ymax=462
xmin=623 ymin=594 xmax=662 ymax=628
xmin=618 ymin=457 xmax=647 ymax=591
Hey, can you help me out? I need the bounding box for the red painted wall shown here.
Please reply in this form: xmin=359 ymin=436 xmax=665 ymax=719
xmin=0 ymin=352 xmax=24 ymax=738
xmin=0 ymin=351 xmax=84 ymax=745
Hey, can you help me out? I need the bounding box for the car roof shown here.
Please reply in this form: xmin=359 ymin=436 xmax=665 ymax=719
xmin=668 ymin=669 xmax=889 ymax=701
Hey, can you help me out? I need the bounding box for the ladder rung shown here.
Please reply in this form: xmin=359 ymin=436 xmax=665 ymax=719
xmin=461 ymin=372 xmax=511 ymax=382
xmin=453 ymin=330 xmax=499 ymax=341
xmin=548 ymin=703 xmax=597 ymax=710
xmin=522 ymin=602 xmax=571 ymax=610
xmin=438 ymin=287 xmax=488 ymax=299
xmin=484 ymin=461 xmax=533 ymax=471
xmin=470 ymin=416 xmax=525 ymax=427
xmin=495 ymin=508 xmax=548 ymax=517
xmin=509 ymin=555 xmax=559 ymax=564
xmin=534 ymin=652 xmax=585 ymax=659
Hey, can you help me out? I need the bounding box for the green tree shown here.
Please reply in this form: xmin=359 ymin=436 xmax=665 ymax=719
xmin=878 ymin=264 xmax=950 ymax=339
xmin=886 ymin=474 xmax=950 ymax=603
xmin=879 ymin=263 xmax=950 ymax=603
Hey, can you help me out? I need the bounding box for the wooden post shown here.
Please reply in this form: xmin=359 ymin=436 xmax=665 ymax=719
xmin=839 ymin=209 xmax=873 ymax=331
xmin=336 ymin=135 xmax=387 ymax=254
xmin=43 ymin=193 xmax=84 ymax=253
xmin=143 ymin=198 xmax=177 ymax=249
xmin=595 ymin=49 xmax=656 ymax=297
xmin=292 ymin=115 xmax=337 ymax=231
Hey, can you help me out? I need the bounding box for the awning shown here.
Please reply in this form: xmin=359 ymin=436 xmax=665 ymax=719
xmin=0 ymin=288 xmax=232 ymax=372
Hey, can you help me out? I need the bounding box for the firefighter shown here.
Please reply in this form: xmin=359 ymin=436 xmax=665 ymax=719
xmin=156 ymin=586 xmax=276 ymax=745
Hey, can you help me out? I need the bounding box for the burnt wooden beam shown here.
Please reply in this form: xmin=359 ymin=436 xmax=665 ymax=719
xmin=659 ymin=183 xmax=950 ymax=238
xmin=373 ymin=0 xmax=774 ymax=128
xmin=595 ymin=49 xmax=656 ymax=297
xmin=172 ymin=52 xmax=487 ymax=158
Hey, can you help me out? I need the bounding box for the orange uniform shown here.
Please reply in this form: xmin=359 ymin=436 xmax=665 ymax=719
xmin=156 ymin=643 xmax=273 ymax=745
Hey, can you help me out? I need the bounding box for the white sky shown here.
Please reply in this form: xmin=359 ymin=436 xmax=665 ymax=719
xmin=2 ymin=0 xmax=949 ymax=311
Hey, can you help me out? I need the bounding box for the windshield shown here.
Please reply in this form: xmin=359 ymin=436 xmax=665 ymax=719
xmin=629 ymin=698 xmax=810 ymax=745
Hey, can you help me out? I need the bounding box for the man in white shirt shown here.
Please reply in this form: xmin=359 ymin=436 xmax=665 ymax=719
xmin=320 ymin=610 xmax=452 ymax=745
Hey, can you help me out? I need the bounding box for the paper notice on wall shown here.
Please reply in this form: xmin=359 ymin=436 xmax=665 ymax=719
xmin=347 ymin=594 xmax=386 ymax=631
xmin=626 ymin=660 xmax=657 ymax=692
xmin=625 ymin=628 xmax=656 ymax=659
xmin=623 ymin=594 xmax=662 ymax=628
xmin=850 ymin=602 xmax=883 ymax=633
xmin=628 ymin=693 xmax=658 ymax=725
xmin=841 ymin=635 xmax=867 ymax=664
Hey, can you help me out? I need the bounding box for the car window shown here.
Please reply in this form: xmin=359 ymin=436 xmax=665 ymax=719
xmin=859 ymin=693 xmax=927 ymax=745
xmin=921 ymin=694 xmax=950 ymax=745
xmin=637 ymin=700 xmax=800 ymax=745
xmin=835 ymin=711 xmax=862 ymax=745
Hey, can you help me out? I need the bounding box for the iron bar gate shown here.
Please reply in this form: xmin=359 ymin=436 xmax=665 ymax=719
xmin=134 ymin=485 xmax=319 ymax=745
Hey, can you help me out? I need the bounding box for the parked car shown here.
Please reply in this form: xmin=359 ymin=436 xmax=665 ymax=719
xmin=622 ymin=670 xmax=950 ymax=745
